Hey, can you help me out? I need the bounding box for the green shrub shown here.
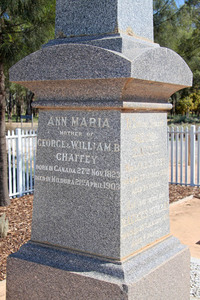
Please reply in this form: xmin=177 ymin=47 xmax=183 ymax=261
xmin=0 ymin=213 xmax=9 ymax=238
xmin=168 ymin=114 xmax=200 ymax=125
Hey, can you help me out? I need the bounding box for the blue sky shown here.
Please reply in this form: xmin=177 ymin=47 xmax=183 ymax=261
xmin=175 ymin=0 xmax=185 ymax=7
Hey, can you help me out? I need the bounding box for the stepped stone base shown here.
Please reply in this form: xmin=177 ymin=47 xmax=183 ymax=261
xmin=6 ymin=236 xmax=190 ymax=300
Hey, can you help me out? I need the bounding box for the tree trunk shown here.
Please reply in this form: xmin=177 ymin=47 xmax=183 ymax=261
xmin=26 ymin=90 xmax=34 ymax=117
xmin=171 ymin=94 xmax=177 ymax=115
xmin=8 ymin=91 xmax=12 ymax=121
xmin=0 ymin=62 xmax=10 ymax=206
xmin=16 ymin=98 xmax=21 ymax=122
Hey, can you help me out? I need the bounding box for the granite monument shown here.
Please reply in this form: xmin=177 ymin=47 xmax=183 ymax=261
xmin=7 ymin=0 xmax=193 ymax=299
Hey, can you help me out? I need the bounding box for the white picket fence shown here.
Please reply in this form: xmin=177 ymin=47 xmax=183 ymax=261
xmin=6 ymin=125 xmax=200 ymax=198
xmin=168 ymin=125 xmax=200 ymax=186
xmin=6 ymin=128 xmax=37 ymax=198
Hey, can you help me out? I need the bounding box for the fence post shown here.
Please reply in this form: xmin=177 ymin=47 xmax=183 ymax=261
xmin=185 ymin=127 xmax=189 ymax=185
xmin=7 ymin=130 xmax=12 ymax=197
xmin=190 ymin=125 xmax=195 ymax=186
xmin=170 ymin=126 xmax=174 ymax=183
xmin=16 ymin=128 xmax=23 ymax=196
xmin=197 ymin=127 xmax=200 ymax=186
xmin=180 ymin=126 xmax=183 ymax=184
xmin=175 ymin=126 xmax=179 ymax=183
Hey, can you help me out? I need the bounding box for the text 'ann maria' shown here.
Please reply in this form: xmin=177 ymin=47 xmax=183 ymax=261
xmin=47 ymin=116 xmax=110 ymax=128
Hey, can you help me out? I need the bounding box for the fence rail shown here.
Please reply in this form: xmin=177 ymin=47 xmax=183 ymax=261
xmin=6 ymin=126 xmax=200 ymax=198
xmin=168 ymin=125 xmax=200 ymax=187
xmin=6 ymin=128 xmax=37 ymax=198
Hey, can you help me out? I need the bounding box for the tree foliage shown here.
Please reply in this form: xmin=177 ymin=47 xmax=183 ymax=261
xmin=0 ymin=0 xmax=56 ymax=206
xmin=176 ymin=96 xmax=193 ymax=115
xmin=153 ymin=0 xmax=200 ymax=115
xmin=0 ymin=0 xmax=56 ymax=67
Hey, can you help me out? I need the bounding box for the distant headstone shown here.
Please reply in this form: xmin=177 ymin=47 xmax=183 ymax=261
xmin=7 ymin=0 xmax=193 ymax=299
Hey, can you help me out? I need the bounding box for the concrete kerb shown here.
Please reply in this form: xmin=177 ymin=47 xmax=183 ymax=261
xmin=170 ymin=195 xmax=194 ymax=206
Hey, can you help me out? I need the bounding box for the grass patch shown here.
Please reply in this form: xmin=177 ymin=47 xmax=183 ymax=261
xmin=5 ymin=114 xmax=38 ymax=123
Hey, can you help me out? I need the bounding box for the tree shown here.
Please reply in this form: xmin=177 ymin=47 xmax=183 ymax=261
xmin=0 ymin=0 xmax=55 ymax=206
xmin=154 ymin=0 xmax=180 ymax=49
xmin=153 ymin=1 xmax=194 ymax=52
xmin=176 ymin=97 xmax=194 ymax=116
xmin=175 ymin=1 xmax=200 ymax=95
xmin=189 ymin=92 xmax=200 ymax=116
xmin=154 ymin=0 xmax=200 ymax=113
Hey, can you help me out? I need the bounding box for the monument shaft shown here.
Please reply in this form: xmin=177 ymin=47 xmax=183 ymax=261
xmin=55 ymin=0 xmax=153 ymax=41
xmin=31 ymin=110 xmax=169 ymax=261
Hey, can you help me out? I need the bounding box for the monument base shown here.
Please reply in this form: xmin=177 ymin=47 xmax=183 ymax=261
xmin=6 ymin=236 xmax=190 ymax=300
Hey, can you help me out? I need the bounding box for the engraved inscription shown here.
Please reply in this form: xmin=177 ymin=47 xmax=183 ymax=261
xmin=47 ymin=116 xmax=110 ymax=128
xmin=121 ymin=113 xmax=169 ymax=256
xmin=35 ymin=111 xmax=120 ymax=192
